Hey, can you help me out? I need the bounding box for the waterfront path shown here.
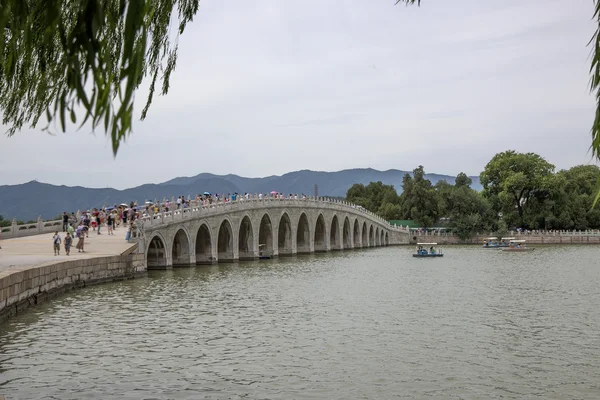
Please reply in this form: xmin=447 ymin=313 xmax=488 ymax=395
xmin=1 ymin=231 xmax=143 ymax=322
xmin=0 ymin=232 xmax=136 ymax=273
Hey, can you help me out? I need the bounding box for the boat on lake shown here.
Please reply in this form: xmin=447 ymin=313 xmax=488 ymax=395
xmin=413 ymin=243 xmax=443 ymax=257
xmin=482 ymin=237 xmax=500 ymax=248
xmin=502 ymin=239 xmax=534 ymax=252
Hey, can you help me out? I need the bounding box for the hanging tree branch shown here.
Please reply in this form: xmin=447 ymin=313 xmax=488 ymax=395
xmin=0 ymin=0 xmax=199 ymax=155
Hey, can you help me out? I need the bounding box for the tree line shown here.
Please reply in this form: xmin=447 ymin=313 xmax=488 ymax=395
xmin=345 ymin=151 xmax=600 ymax=240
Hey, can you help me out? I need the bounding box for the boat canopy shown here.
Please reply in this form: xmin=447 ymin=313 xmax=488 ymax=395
xmin=486 ymin=237 xmax=498 ymax=240
xmin=509 ymin=239 xmax=527 ymax=243
xmin=501 ymin=237 xmax=515 ymax=240
xmin=417 ymin=243 xmax=438 ymax=245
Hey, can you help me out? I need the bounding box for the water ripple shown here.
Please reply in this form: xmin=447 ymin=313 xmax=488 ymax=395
xmin=1 ymin=247 xmax=600 ymax=399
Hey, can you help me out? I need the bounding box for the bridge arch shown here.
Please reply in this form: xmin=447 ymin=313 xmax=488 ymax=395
xmin=375 ymin=227 xmax=380 ymax=246
xmin=172 ymin=228 xmax=192 ymax=266
xmin=343 ymin=216 xmax=351 ymax=249
xmin=259 ymin=213 xmax=274 ymax=258
xmin=314 ymin=213 xmax=327 ymax=252
xmin=217 ymin=218 xmax=234 ymax=263
xmin=369 ymin=225 xmax=375 ymax=247
xmin=195 ymin=222 xmax=213 ymax=264
xmin=238 ymin=215 xmax=255 ymax=260
xmin=147 ymin=233 xmax=167 ymax=269
xmin=385 ymin=232 xmax=389 ymax=246
xmin=330 ymin=214 xmax=340 ymax=250
xmin=362 ymin=221 xmax=368 ymax=247
xmin=354 ymin=219 xmax=361 ymax=248
xmin=297 ymin=212 xmax=311 ymax=254
xmin=278 ymin=212 xmax=293 ymax=256
xmin=380 ymin=230 xmax=385 ymax=247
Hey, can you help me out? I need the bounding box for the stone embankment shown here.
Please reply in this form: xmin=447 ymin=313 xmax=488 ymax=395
xmin=411 ymin=232 xmax=600 ymax=245
xmin=0 ymin=233 xmax=146 ymax=323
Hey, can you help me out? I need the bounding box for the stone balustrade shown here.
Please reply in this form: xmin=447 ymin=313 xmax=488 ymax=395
xmin=0 ymin=217 xmax=63 ymax=239
xmin=136 ymin=196 xmax=409 ymax=233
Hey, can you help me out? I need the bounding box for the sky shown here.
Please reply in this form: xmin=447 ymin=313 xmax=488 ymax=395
xmin=1 ymin=0 xmax=598 ymax=189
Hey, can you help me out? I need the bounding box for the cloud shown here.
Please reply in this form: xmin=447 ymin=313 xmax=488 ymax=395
xmin=0 ymin=0 xmax=597 ymax=189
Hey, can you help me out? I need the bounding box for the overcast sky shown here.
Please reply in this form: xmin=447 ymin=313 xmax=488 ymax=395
xmin=1 ymin=0 xmax=597 ymax=189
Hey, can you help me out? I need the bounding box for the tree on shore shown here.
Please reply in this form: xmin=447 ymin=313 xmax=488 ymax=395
xmin=343 ymin=151 xmax=600 ymax=236
xmin=436 ymin=174 xmax=493 ymax=240
xmin=346 ymin=181 xmax=403 ymax=220
xmin=480 ymin=151 xmax=555 ymax=228
xmin=400 ymin=166 xmax=439 ymax=228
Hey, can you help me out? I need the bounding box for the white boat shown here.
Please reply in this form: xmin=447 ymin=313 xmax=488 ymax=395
xmin=413 ymin=243 xmax=443 ymax=257
xmin=482 ymin=237 xmax=499 ymax=248
xmin=502 ymin=239 xmax=534 ymax=252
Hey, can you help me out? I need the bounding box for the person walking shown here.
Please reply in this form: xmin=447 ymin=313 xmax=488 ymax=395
xmin=107 ymin=213 xmax=114 ymax=235
xmin=64 ymin=232 xmax=72 ymax=256
xmin=53 ymin=231 xmax=62 ymax=255
xmin=67 ymin=223 xmax=75 ymax=238
xmin=83 ymin=214 xmax=90 ymax=238
xmin=62 ymin=212 xmax=69 ymax=232
xmin=96 ymin=212 xmax=102 ymax=235
xmin=75 ymin=224 xmax=85 ymax=252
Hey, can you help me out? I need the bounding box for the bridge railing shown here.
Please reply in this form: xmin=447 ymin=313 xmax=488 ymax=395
xmin=0 ymin=217 xmax=63 ymax=239
xmin=135 ymin=196 xmax=411 ymax=233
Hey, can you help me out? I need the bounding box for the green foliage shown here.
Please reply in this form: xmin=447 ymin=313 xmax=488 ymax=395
xmin=480 ymin=151 xmax=555 ymax=226
xmin=495 ymin=219 xmax=508 ymax=236
xmin=590 ymin=1 xmax=600 ymax=167
xmin=454 ymin=172 xmax=472 ymax=188
xmin=346 ymin=154 xmax=599 ymax=238
xmin=436 ymin=172 xmax=493 ymax=240
xmin=346 ymin=181 xmax=402 ymax=220
xmin=1 ymin=0 xmax=198 ymax=154
xmin=400 ymin=166 xmax=439 ymax=228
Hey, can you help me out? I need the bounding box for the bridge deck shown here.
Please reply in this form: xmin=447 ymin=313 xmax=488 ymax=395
xmin=0 ymin=230 xmax=136 ymax=273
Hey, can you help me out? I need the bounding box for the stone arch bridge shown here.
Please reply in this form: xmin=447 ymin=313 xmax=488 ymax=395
xmin=134 ymin=197 xmax=410 ymax=269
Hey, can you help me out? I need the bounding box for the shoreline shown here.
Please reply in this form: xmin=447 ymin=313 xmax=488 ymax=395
xmin=0 ymin=232 xmax=145 ymax=324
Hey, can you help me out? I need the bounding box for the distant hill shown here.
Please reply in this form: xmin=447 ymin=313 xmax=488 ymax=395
xmin=0 ymin=169 xmax=481 ymax=220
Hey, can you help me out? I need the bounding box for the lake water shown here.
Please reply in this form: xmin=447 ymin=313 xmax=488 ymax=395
xmin=1 ymin=246 xmax=599 ymax=399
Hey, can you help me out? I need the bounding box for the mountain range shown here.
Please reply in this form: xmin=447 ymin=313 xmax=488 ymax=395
xmin=0 ymin=168 xmax=481 ymax=221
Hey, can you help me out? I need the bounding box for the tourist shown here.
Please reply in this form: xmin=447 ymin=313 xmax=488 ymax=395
xmin=67 ymin=223 xmax=75 ymax=238
xmin=75 ymin=224 xmax=85 ymax=252
xmin=96 ymin=212 xmax=102 ymax=235
xmin=112 ymin=210 xmax=117 ymax=230
xmin=62 ymin=212 xmax=69 ymax=232
xmin=64 ymin=232 xmax=72 ymax=255
xmin=70 ymin=212 xmax=77 ymax=227
xmin=107 ymin=213 xmax=114 ymax=235
xmin=83 ymin=213 xmax=90 ymax=237
xmin=91 ymin=209 xmax=97 ymax=231
xmin=53 ymin=231 xmax=62 ymax=256
xmin=125 ymin=220 xmax=133 ymax=241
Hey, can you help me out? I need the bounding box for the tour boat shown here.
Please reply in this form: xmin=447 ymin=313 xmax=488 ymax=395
xmin=482 ymin=237 xmax=500 ymax=248
xmin=413 ymin=243 xmax=443 ymax=257
xmin=499 ymin=237 xmax=514 ymax=247
xmin=501 ymin=239 xmax=534 ymax=252
xmin=258 ymin=244 xmax=272 ymax=259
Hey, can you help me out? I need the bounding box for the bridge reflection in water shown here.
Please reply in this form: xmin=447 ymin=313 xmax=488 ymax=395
xmin=135 ymin=197 xmax=410 ymax=269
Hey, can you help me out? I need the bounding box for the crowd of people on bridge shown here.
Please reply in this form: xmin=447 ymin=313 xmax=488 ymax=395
xmin=41 ymin=191 xmax=351 ymax=256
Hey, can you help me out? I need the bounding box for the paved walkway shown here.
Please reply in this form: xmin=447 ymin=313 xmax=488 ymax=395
xmin=0 ymin=229 xmax=137 ymax=273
